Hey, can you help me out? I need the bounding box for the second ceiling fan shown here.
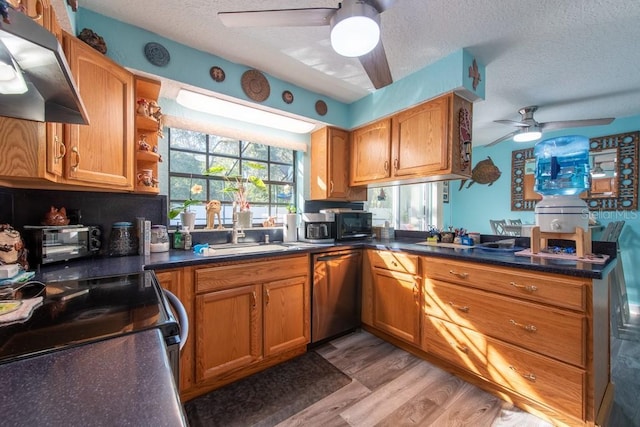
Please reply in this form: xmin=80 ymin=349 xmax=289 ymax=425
xmin=218 ymin=0 xmax=395 ymax=89
xmin=487 ymin=105 xmax=614 ymax=146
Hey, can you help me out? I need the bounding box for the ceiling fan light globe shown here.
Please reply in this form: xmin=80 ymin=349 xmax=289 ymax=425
xmin=330 ymin=1 xmax=380 ymax=57
xmin=513 ymin=129 xmax=542 ymax=143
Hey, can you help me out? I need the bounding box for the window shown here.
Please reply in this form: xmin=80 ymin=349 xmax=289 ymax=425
xmin=168 ymin=128 xmax=296 ymax=227
xmin=364 ymin=182 xmax=441 ymax=231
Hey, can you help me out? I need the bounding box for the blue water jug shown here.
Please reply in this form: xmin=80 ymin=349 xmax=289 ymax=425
xmin=534 ymin=135 xmax=590 ymax=196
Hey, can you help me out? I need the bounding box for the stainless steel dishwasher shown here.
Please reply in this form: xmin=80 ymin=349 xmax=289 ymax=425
xmin=311 ymin=250 xmax=362 ymax=343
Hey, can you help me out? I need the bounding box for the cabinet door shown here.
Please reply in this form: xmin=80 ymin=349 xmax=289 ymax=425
xmin=195 ymin=285 xmax=262 ymax=382
xmin=392 ymin=96 xmax=450 ymax=177
xmin=263 ymin=276 xmax=310 ymax=356
xmin=350 ymin=119 xmax=392 ymax=185
xmin=311 ymin=127 xmax=366 ymax=201
xmin=45 ymin=13 xmax=65 ymax=178
xmin=372 ymin=267 xmax=421 ymax=345
xmin=63 ymin=33 xmax=134 ymax=189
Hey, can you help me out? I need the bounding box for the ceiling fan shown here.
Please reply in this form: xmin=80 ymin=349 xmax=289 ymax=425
xmin=217 ymin=0 xmax=395 ymax=89
xmin=487 ymin=105 xmax=614 ymax=147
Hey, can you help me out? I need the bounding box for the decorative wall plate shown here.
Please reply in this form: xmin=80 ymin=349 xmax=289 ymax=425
xmin=282 ymin=90 xmax=294 ymax=104
xmin=144 ymin=42 xmax=170 ymax=67
xmin=241 ymin=70 xmax=270 ymax=102
xmin=210 ymin=66 xmax=225 ymax=82
xmin=315 ymin=100 xmax=328 ymax=116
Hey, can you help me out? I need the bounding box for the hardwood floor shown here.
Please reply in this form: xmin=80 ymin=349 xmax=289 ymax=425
xmin=272 ymin=330 xmax=640 ymax=427
xmin=277 ymin=331 xmax=552 ymax=426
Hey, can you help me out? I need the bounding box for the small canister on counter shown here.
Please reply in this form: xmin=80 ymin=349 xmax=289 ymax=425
xmin=109 ymin=222 xmax=138 ymax=256
xmin=468 ymin=232 xmax=481 ymax=246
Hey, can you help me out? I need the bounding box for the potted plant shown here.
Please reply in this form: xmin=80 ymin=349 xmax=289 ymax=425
xmin=205 ymin=161 xmax=267 ymax=228
xmin=169 ymin=180 xmax=203 ymax=231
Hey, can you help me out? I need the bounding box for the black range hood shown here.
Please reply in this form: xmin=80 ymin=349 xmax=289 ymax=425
xmin=0 ymin=6 xmax=88 ymax=124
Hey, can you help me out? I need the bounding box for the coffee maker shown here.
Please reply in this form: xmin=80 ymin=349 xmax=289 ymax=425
xmin=299 ymin=212 xmax=335 ymax=243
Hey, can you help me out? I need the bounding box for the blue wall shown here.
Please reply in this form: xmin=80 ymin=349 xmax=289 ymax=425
xmin=449 ymin=116 xmax=640 ymax=305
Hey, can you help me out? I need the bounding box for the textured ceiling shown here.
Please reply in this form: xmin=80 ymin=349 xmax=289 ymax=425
xmin=78 ymin=0 xmax=640 ymax=146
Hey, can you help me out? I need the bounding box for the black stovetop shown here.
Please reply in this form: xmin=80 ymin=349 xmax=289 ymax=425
xmin=0 ymin=271 xmax=178 ymax=364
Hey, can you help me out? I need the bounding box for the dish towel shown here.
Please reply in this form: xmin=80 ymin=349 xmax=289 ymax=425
xmin=0 ymin=297 xmax=43 ymax=325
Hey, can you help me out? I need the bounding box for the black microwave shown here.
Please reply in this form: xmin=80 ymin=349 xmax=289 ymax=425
xmin=333 ymin=211 xmax=373 ymax=241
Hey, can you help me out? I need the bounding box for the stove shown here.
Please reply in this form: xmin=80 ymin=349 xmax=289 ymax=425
xmin=0 ymin=271 xmax=181 ymax=373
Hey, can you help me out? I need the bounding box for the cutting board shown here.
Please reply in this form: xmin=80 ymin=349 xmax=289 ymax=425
xmin=514 ymin=249 xmax=609 ymax=264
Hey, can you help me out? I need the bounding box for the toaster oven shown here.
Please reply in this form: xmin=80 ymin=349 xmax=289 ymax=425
xmin=23 ymin=225 xmax=102 ymax=265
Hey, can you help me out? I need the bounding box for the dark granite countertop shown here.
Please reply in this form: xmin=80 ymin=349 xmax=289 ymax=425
xmin=34 ymin=237 xmax=615 ymax=282
xmin=0 ymin=328 xmax=188 ymax=427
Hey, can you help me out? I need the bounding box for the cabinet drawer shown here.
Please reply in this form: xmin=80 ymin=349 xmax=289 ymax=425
xmin=422 ymin=257 xmax=587 ymax=312
xmin=196 ymin=255 xmax=308 ymax=293
xmin=368 ymin=250 xmax=418 ymax=275
xmin=422 ymin=316 xmax=585 ymax=420
xmin=423 ymin=280 xmax=585 ymax=367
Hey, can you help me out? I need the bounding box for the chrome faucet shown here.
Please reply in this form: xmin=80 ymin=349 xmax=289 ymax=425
xmin=231 ymin=203 xmax=245 ymax=244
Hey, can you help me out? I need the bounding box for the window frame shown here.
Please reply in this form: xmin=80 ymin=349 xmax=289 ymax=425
xmin=167 ymin=128 xmax=296 ymax=227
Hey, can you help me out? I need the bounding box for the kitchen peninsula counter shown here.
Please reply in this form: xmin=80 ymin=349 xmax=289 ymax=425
xmin=0 ymin=328 xmax=188 ymax=427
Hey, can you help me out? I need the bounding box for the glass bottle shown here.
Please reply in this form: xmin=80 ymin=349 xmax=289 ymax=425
xmin=173 ymin=224 xmax=183 ymax=249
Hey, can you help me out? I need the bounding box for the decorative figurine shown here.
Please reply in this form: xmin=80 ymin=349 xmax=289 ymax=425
xmin=43 ymin=206 xmax=70 ymax=226
xmin=136 ymin=98 xmax=149 ymax=116
xmin=206 ymin=200 xmax=224 ymax=230
xmin=138 ymin=134 xmax=150 ymax=151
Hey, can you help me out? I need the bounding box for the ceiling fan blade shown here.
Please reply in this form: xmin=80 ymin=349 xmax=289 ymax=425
xmin=218 ymin=8 xmax=337 ymax=28
xmin=359 ymin=40 xmax=393 ymax=89
xmin=486 ymin=131 xmax=518 ymax=147
xmin=494 ymin=119 xmax=529 ymax=127
xmin=368 ymin=0 xmax=396 ymax=13
xmin=540 ymin=118 xmax=615 ymax=131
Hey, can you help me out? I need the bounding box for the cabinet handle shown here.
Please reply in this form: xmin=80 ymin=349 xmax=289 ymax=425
xmin=329 ymin=181 xmax=334 ymax=195
xmin=251 ymin=291 xmax=257 ymax=307
xmin=393 ymin=158 xmax=399 ymax=171
xmin=412 ymin=283 xmax=419 ymax=301
xmin=510 ymin=282 xmax=538 ymax=293
xmin=449 ymin=302 xmax=469 ymax=313
xmin=510 ymin=319 xmax=537 ymax=332
xmin=384 ymin=160 xmax=389 ymax=172
xmin=455 ymin=344 xmax=469 ymax=354
xmin=265 ymin=289 xmax=270 ymax=305
xmin=70 ymin=146 xmax=80 ymax=172
xmin=449 ymin=270 xmax=469 ymax=279
xmin=54 ymin=135 xmax=67 ymax=162
xmin=509 ymin=365 xmax=536 ymax=382
xmin=18 ymin=0 xmax=43 ymax=20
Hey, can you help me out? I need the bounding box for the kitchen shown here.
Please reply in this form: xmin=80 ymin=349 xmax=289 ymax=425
xmin=1 ymin=1 xmax=640 ymax=426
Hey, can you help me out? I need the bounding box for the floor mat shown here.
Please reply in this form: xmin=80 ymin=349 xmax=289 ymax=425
xmin=184 ymin=351 xmax=352 ymax=427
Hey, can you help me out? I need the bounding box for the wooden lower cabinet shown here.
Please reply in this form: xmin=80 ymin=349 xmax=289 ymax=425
xmin=263 ymin=276 xmax=310 ymax=356
xmin=363 ymin=250 xmax=612 ymax=426
xmin=422 ymin=315 xmax=586 ymax=420
xmin=196 ymin=285 xmax=262 ymax=381
xmin=368 ymin=250 xmax=421 ymax=345
xmin=166 ymin=254 xmax=310 ymax=401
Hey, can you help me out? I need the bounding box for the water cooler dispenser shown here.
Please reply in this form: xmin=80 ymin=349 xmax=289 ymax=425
xmin=534 ymin=135 xmax=590 ymax=233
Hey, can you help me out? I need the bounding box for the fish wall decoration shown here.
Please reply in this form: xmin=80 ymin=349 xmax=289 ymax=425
xmin=458 ymin=156 xmax=501 ymax=190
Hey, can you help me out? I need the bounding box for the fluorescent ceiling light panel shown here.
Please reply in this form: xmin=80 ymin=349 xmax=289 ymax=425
xmin=176 ymin=89 xmax=315 ymax=134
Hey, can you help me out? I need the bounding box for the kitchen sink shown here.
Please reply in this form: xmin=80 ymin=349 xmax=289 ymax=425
xmin=202 ymin=243 xmax=291 ymax=256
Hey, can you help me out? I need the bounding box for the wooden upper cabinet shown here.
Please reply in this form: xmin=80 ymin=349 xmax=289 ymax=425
xmin=63 ymin=32 xmax=134 ymax=190
xmin=349 ymin=93 xmax=473 ymax=186
xmin=311 ymin=127 xmax=366 ymax=201
xmin=392 ymin=95 xmax=449 ymax=176
xmin=350 ymin=118 xmax=392 ymax=185
xmin=8 ymin=0 xmax=48 ymax=28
